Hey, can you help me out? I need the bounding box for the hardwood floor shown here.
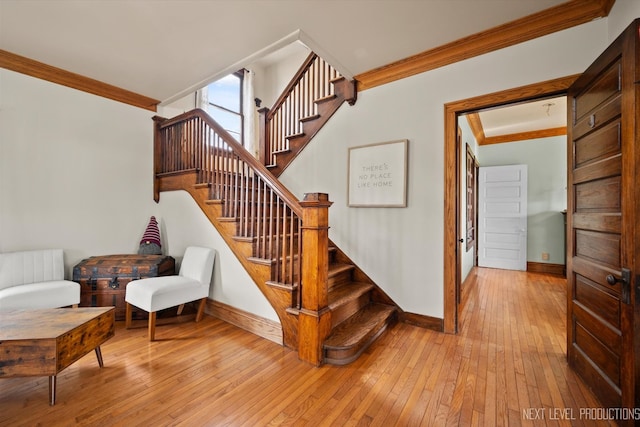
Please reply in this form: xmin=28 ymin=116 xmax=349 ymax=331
xmin=0 ymin=268 xmax=612 ymax=426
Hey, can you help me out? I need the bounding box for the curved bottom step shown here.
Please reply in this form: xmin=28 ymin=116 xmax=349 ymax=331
xmin=323 ymin=303 xmax=397 ymax=365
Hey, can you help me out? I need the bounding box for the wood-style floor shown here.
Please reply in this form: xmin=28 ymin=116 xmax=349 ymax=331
xmin=1 ymin=268 xmax=611 ymax=426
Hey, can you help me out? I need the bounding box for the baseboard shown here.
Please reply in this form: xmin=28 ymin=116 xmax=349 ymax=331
xmin=460 ymin=266 xmax=479 ymax=309
xmin=399 ymin=312 xmax=444 ymax=332
xmin=527 ymin=261 xmax=565 ymax=276
xmin=205 ymin=299 xmax=283 ymax=345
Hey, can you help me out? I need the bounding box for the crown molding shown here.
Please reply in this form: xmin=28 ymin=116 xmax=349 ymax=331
xmin=481 ymin=126 xmax=567 ymax=145
xmin=0 ymin=49 xmax=159 ymax=112
xmin=355 ymin=0 xmax=615 ymax=91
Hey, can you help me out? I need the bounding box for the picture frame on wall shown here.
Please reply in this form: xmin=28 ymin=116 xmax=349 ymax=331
xmin=348 ymin=139 xmax=408 ymax=207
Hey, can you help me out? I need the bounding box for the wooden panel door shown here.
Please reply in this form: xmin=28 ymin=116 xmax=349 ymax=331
xmin=567 ymin=18 xmax=639 ymax=418
xmin=478 ymin=164 xmax=528 ymax=271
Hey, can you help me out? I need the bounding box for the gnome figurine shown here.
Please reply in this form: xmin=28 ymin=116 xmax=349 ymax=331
xmin=138 ymin=216 xmax=162 ymax=255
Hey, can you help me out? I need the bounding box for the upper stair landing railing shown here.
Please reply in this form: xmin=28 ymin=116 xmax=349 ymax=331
xmin=258 ymin=53 xmax=356 ymax=175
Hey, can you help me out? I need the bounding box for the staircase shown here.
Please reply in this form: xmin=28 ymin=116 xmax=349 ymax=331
xmin=152 ymin=110 xmax=398 ymax=366
xmin=258 ymin=52 xmax=357 ymax=177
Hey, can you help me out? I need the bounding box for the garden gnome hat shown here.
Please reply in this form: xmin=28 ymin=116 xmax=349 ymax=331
xmin=138 ymin=216 xmax=162 ymax=255
xmin=140 ymin=216 xmax=161 ymax=247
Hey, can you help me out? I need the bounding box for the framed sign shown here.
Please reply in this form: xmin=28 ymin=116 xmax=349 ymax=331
xmin=348 ymin=139 xmax=408 ymax=207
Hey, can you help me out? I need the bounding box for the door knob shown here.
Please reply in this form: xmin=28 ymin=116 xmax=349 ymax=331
xmin=606 ymin=268 xmax=632 ymax=305
xmin=606 ymin=274 xmax=620 ymax=285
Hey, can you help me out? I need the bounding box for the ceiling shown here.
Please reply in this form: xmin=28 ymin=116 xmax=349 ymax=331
xmin=475 ymin=96 xmax=567 ymax=143
xmin=0 ymin=0 xmax=567 ymax=105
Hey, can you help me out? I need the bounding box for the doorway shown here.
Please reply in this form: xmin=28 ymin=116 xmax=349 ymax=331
xmin=443 ymin=75 xmax=578 ymax=333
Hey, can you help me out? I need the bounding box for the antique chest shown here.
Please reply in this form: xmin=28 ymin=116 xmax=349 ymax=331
xmin=73 ymin=254 xmax=175 ymax=320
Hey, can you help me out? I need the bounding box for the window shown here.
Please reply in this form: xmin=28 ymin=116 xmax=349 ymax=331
xmin=203 ymin=71 xmax=244 ymax=144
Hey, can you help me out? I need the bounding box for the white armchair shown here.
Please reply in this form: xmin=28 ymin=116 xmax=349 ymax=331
xmin=125 ymin=246 xmax=215 ymax=340
xmin=0 ymin=249 xmax=80 ymax=311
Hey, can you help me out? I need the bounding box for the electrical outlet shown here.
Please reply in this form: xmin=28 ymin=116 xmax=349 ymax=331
xmin=542 ymin=252 xmax=549 ymax=261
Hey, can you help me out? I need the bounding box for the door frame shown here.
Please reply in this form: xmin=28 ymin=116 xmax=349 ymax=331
xmin=443 ymin=75 xmax=578 ymax=333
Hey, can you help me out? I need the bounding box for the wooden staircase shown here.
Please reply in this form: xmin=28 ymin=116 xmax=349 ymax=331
xmin=258 ymin=53 xmax=357 ymax=177
xmin=153 ymin=110 xmax=398 ymax=366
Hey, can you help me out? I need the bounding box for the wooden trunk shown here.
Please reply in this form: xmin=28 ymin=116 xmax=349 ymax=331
xmin=73 ymin=255 xmax=175 ymax=320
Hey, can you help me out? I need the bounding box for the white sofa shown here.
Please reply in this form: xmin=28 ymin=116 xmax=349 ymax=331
xmin=0 ymin=249 xmax=80 ymax=311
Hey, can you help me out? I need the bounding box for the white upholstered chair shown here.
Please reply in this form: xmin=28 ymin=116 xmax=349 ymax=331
xmin=125 ymin=246 xmax=215 ymax=341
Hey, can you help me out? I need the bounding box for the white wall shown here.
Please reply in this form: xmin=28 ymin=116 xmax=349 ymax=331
xmin=478 ymin=136 xmax=567 ymax=265
xmin=251 ymin=46 xmax=311 ymax=110
xmin=0 ymin=69 xmax=156 ymax=264
xmin=608 ymin=1 xmax=640 ymax=42
xmin=280 ymin=20 xmax=610 ymax=318
xmin=0 ymin=69 xmax=278 ymax=323
xmin=159 ymin=92 xmax=196 ymax=119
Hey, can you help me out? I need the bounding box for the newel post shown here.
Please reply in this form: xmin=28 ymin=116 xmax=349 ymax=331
xmin=298 ymin=192 xmax=333 ymax=366
xmin=152 ymin=116 xmax=165 ymax=203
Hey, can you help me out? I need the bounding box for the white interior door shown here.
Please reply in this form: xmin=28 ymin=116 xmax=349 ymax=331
xmin=478 ymin=165 xmax=527 ymax=271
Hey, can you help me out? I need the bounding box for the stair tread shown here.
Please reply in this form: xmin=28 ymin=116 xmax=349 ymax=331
xmin=273 ymin=148 xmax=292 ymax=155
xmin=328 ymin=282 xmax=374 ymax=308
xmin=324 ymin=303 xmax=396 ymax=349
xmin=328 ymin=263 xmax=355 ymax=277
xmin=300 ymin=114 xmax=320 ymax=123
xmin=285 ymin=132 xmax=305 ymax=140
xmin=315 ymin=94 xmax=338 ymax=104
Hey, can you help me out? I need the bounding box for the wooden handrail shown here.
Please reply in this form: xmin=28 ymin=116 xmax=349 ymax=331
xmin=157 ymin=108 xmax=302 ymax=217
xmin=266 ymin=52 xmax=318 ymax=122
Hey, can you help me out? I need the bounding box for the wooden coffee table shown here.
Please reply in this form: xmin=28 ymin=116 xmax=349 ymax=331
xmin=0 ymin=307 xmax=115 ymax=405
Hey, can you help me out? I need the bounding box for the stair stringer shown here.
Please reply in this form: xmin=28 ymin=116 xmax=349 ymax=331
xmin=157 ymin=170 xmax=299 ymax=349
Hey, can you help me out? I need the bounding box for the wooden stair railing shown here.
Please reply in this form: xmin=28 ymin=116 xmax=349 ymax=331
xmin=258 ymin=52 xmax=356 ymax=177
xmin=153 ymin=110 xmax=302 ymax=349
xmin=153 ymin=109 xmax=397 ymax=366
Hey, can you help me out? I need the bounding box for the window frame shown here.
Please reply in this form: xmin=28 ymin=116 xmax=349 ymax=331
xmin=205 ymin=70 xmax=244 ymax=145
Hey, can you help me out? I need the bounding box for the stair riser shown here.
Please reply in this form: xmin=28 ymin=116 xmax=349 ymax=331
xmin=331 ymin=292 xmax=371 ymax=328
xmin=324 ymin=311 xmax=396 ymax=366
xmin=328 ymin=248 xmax=337 ymax=264
xmin=328 ymin=270 xmax=353 ymax=289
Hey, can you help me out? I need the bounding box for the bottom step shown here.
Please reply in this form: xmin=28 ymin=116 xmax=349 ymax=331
xmin=323 ymin=303 xmax=396 ymax=365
